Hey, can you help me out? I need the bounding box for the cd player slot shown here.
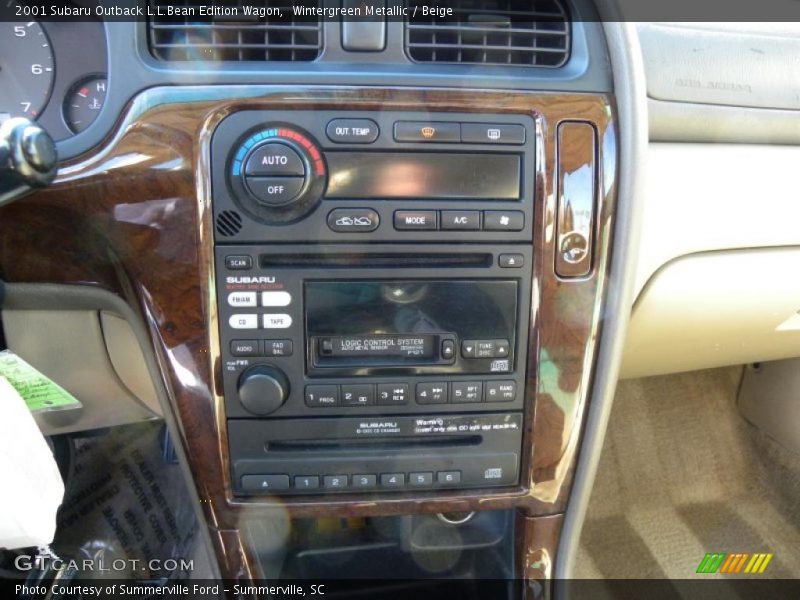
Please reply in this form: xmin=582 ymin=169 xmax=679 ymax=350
xmin=259 ymin=252 xmax=493 ymax=269
xmin=266 ymin=435 xmax=482 ymax=453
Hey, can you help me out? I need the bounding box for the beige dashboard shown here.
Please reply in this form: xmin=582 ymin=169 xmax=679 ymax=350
xmin=621 ymin=23 xmax=800 ymax=378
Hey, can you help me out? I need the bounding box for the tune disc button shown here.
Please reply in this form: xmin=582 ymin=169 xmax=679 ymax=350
xmin=244 ymin=176 xmax=305 ymax=206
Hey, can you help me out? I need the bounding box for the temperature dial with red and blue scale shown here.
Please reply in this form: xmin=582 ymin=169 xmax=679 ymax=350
xmin=228 ymin=125 xmax=327 ymax=224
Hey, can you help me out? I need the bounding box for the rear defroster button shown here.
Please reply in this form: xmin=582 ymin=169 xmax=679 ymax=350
xmin=328 ymin=208 xmax=380 ymax=232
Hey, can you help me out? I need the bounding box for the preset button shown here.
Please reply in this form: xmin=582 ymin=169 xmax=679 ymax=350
xmin=377 ymin=384 xmax=409 ymax=405
xmin=305 ymin=385 xmax=339 ymax=407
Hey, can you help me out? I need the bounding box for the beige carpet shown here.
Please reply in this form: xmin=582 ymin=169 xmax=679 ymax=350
xmin=575 ymin=367 xmax=800 ymax=579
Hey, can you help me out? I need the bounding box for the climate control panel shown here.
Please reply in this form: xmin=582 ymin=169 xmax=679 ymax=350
xmin=212 ymin=110 xmax=536 ymax=243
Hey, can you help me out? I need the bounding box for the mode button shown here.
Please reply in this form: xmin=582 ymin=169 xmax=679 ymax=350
xmin=394 ymin=210 xmax=437 ymax=231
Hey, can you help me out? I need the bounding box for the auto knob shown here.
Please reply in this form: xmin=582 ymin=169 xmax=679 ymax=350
xmin=228 ymin=124 xmax=326 ymax=224
xmin=237 ymin=365 xmax=290 ymax=415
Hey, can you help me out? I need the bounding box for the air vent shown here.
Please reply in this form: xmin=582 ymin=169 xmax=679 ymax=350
xmin=147 ymin=0 xmax=323 ymax=62
xmin=216 ymin=210 xmax=243 ymax=237
xmin=405 ymin=0 xmax=570 ymax=67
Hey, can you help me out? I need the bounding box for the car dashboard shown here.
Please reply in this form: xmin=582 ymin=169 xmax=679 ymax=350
xmin=8 ymin=1 xmax=799 ymax=596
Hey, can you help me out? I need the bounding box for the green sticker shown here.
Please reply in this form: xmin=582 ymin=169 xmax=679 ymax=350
xmin=0 ymin=350 xmax=82 ymax=413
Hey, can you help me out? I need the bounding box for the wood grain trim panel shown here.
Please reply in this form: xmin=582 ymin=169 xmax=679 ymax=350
xmin=0 ymin=86 xmax=617 ymax=584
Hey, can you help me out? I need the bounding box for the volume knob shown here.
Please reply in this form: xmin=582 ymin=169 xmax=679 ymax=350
xmin=237 ymin=365 xmax=289 ymax=416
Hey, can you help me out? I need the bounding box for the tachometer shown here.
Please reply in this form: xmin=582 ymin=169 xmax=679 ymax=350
xmin=0 ymin=19 xmax=55 ymax=122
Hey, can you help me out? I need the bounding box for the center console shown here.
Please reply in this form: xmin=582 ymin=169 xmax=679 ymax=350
xmin=211 ymin=110 xmax=536 ymax=497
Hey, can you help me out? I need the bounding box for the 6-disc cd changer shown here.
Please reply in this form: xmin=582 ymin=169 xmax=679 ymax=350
xmin=230 ymin=413 xmax=522 ymax=495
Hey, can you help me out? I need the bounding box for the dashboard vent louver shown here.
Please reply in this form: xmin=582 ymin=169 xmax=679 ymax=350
xmin=216 ymin=210 xmax=243 ymax=237
xmin=147 ymin=0 xmax=323 ymax=62
xmin=405 ymin=0 xmax=570 ymax=67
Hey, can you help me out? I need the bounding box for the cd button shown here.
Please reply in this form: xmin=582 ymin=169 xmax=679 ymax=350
xmin=245 ymin=143 xmax=305 ymax=177
xmin=245 ymin=176 xmax=305 ymax=206
xmin=440 ymin=210 xmax=480 ymax=230
xmin=327 ymin=208 xmax=380 ymax=232
xmin=394 ymin=210 xmax=437 ymax=230
xmin=229 ymin=314 xmax=258 ymax=329
xmin=326 ymin=119 xmax=380 ymax=144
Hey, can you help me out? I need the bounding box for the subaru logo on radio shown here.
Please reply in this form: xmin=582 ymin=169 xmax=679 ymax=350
xmin=226 ymin=276 xmax=276 ymax=284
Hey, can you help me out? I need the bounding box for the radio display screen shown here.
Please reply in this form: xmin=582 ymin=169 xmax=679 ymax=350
xmin=318 ymin=335 xmax=436 ymax=359
xmin=305 ymin=280 xmax=518 ymax=372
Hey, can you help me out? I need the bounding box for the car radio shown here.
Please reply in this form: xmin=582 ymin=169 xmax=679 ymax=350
xmin=211 ymin=110 xmax=536 ymax=496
